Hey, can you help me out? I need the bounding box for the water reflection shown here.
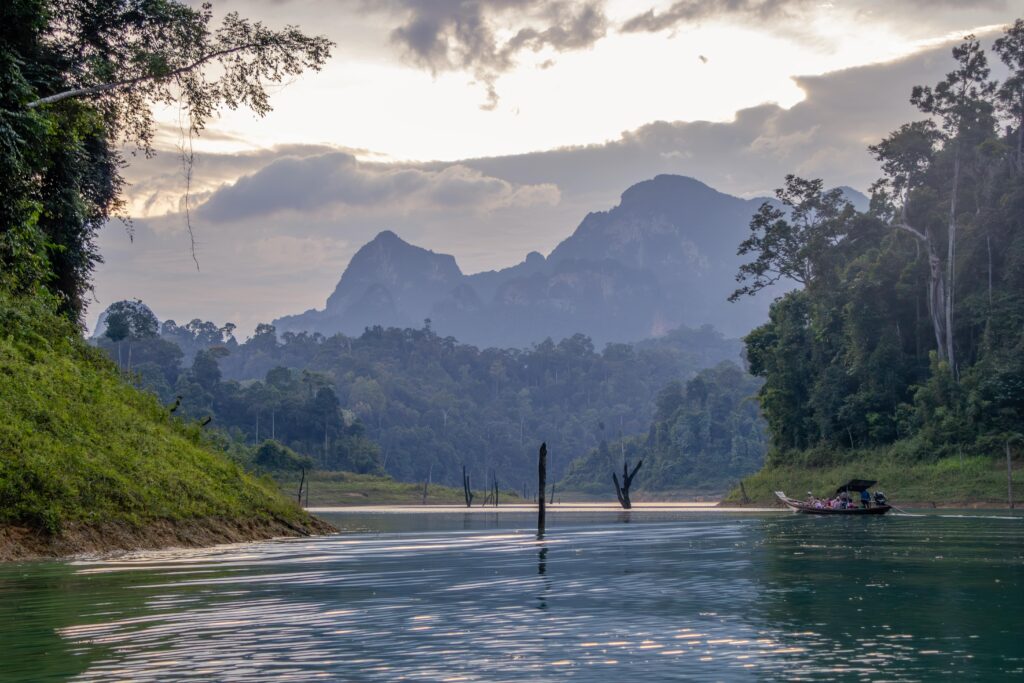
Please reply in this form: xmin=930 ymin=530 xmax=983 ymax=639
xmin=0 ymin=511 xmax=1020 ymax=681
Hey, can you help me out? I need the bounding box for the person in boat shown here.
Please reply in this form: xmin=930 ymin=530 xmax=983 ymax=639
xmin=860 ymin=489 xmax=871 ymax=508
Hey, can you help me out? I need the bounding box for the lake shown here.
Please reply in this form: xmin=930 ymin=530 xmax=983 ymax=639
xmin=1 ymin=505 xmax=1022 ymax=681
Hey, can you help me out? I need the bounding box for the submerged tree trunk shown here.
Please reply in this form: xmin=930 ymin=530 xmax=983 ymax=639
xmin=612 ymin=459 xmax=643 ymax=510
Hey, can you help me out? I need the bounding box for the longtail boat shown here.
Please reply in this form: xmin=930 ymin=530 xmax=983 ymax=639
xmin=775 ymin=479 xmax=892 ymax=515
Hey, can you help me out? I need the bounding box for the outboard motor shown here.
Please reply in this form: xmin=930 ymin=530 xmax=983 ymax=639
xmin=874 ymin=491 xmax=888 ymax=506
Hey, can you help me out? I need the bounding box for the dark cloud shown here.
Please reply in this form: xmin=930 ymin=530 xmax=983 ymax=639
xmin=197 ymin=152 xmax=560 ymax=221
xmin=382 ymin=0 xmax=607 ymax=109
xmin=622 ymin=0 xmax=1009 ymax=34
xmin=623 ymin=0 xmax=810 ymax=33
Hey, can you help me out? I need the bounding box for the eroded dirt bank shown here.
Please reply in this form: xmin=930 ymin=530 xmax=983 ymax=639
xmin=0 ymin=515 xmax=337 ymax=562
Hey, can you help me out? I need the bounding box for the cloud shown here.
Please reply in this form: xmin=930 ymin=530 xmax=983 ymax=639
xmin=196 ymin=152 xmax=560 ymax=221
xmin=95 ymin=36 xmax=1005 ymax=338
xmin=622 ymin=0 xmax=1010 ymax=35
xmin=622 ymin=0 xmax=811 ymax=33
xmin=380 ymin=0 xmax=607 ymax=108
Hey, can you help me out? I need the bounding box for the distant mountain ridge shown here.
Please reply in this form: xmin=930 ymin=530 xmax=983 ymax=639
xmin=274 ymin=175 xmax=867 ymax=346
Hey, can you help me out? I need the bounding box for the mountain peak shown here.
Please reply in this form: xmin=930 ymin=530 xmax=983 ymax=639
xmin=370 ymin=229 xmax=404 ymax=245
xmin=618 ymin=174 xmax=728 ymax=208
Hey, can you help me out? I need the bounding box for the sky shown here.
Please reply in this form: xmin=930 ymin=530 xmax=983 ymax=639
xmin=91 ymin=0 xmax=1023 ymax=335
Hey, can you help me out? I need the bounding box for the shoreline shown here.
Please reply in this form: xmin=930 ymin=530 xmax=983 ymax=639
xmin=0 ymin=515 xmax=337 ymax=563
xmin=717 ymin=500 xmax=1018 ymax=510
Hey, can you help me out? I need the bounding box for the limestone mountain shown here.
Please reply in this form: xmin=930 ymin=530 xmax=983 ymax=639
xmin=273 ymin=175 xmax=866 ymax=346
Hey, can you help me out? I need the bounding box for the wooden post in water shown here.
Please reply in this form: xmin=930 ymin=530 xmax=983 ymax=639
xmin=462 ymin=464 xmax=474 ymax=507
xmin=1003 ymin=436 xmax=1019 ymax=509
xmin=538 ymin=442 xmax=547 ymax=538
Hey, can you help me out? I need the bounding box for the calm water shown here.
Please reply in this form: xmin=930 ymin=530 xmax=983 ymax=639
xmin=1 ymin=508 xmax=1022 ymax=681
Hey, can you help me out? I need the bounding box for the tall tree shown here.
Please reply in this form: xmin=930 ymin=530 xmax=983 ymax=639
xmin=910 ymin=36 xmax=997 ymax=375
xmin=730 ymin=175 xmax=854 ymax=301
xmin=869 ymin=120 xmax=949 ymax=360
xmin=994 ymin=19 xmax=1024 ymax=170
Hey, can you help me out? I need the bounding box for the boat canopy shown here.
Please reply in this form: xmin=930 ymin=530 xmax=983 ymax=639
xmin=835 ymin=479 xmax=877 ymax=494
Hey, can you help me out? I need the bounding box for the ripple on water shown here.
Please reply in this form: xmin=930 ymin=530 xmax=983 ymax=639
xmin=0 ymin=511 xmax=1021 ymax=681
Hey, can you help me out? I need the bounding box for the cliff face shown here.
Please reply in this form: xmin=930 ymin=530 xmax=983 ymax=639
xmin=274 ymin=175 xmax=862 ymax=346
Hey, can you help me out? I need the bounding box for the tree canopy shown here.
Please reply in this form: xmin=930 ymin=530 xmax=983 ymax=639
xmin=735 ymin=26 xmax=1024 ymax=464
xmin=0 ymin=0 xmax=331 ymax=320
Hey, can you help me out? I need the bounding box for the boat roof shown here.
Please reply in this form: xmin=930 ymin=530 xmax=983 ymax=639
xmin=835 ymin=479 xmax=877 ymax=494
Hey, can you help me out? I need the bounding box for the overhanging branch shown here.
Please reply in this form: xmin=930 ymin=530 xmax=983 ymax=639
xmin=26 ymin=43 xmax=262 ymax=109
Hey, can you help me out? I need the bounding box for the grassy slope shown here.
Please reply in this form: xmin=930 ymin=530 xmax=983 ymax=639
xmin=723 ymin=448 xmax=1018 ymax=507
xmin=278 ymin=471 xmax=523 ymax=506
xmin=0 ymin=292 xmax=314 ymax=537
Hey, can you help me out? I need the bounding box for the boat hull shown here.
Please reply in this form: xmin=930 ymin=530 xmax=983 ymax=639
xmin=788 ymin=504 xmax=891 ymax=515
xmin=774 ymin=491 xmax=891 ymax=515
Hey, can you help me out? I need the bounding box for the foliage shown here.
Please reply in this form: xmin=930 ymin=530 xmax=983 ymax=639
xmin=0 ymin=0 xmax=331 ymax=320
xmin=560 ymin=362 xmax=767 ymax=494
xmin=253 ymin=440 xmax=313 ymax=473
xmin=92 ymin=308 xmax=749 ymax=491
xmin=736 ymin=29 xmax=1024 ymax=467
xmin=103 ymin=298 xmax=158 ymax=342
xmin=274 ymin=471 xmax=521 ymax=507
xmin=0 ymin=289 xmax=309 ymax=533
xmin=724 ymin=447 xmax=1018 ymax=506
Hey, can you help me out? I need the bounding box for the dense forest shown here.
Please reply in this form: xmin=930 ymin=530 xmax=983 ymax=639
xmin=561 ymin=361 xmax=766 ymax=494
xmin=732 ymin=27 xmax=1024 ymax=468
xmin=94 ymin=309 xmax=753 ymax=491
xmin=93 ymin=307 xmax=754 ymax=492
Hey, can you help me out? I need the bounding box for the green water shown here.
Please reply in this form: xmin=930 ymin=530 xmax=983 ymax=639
xmin=1 ymin=510 xmax=1022 ymax=681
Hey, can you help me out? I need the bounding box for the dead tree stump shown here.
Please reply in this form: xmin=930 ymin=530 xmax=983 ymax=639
xmin=612 ymin=459 xmax=643 ymax=510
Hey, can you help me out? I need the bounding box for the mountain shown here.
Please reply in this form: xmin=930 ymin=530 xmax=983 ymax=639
xmin=277 ymin=230 xmax=463 ymax=333
xmin=274 ymin=175 xmax=867 ymax=346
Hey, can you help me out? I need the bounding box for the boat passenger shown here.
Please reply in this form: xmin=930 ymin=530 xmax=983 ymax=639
xmin=861 ymin=489 xmax=871 ymax=508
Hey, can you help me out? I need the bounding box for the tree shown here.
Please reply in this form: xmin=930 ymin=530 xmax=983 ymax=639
xmin=730 ymin=175 xmax=854 ymax=301
xmin=869 ymin=121 xmax=949 ymax=360
xmin=103 ymin=298 xmax=158 ymax=370
xmin=994 ymin=19 xmax=1024 ymax=170
xmin=910 ymin=36 xmax=997 ymax=375
xmin=1 ymin=0 xmax=332 ymax=319
xmin=253 ymin=439 xmax=313 ymax=473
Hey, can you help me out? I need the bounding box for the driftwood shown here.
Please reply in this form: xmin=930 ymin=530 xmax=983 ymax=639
xmin=612 ymin=459 xmax=643 ymax=510
xmin=462 ymin=465 xmax=474 ymax=507
xmin=538 ymin=442 xmax=547 ymax=538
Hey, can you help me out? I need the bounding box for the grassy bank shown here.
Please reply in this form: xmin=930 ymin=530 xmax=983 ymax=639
xmin=0 ymin=292 xmax=331 ymax=560
xmin=278 ymin=470 xmax=523 ymax=506
xmin=723 ymin=448 xmax=1019 ymax=507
